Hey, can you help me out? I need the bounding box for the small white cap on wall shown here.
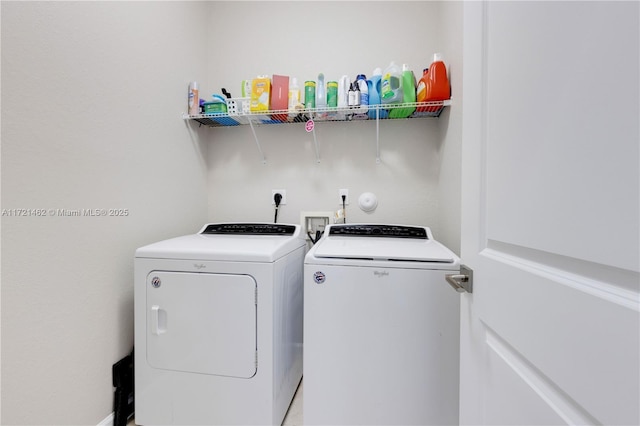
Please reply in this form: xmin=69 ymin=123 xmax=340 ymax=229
xmin=358 ymin=192 xmax=378 ymax=212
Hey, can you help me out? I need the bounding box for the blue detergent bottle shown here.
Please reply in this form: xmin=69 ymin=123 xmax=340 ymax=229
xmin=367 ymin=68 xmax=387 ymax=119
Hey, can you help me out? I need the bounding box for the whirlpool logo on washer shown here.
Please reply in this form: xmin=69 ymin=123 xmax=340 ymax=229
xmin=313 ymin=271 xmax=326 ymax=284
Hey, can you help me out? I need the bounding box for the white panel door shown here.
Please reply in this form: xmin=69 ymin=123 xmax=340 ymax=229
xmin=146 ymin=271 xmax=257 ymax=378
xmin=460 ymin=2 xmax=639 ymax=425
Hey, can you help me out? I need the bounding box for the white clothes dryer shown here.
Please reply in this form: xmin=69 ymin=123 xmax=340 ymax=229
xmin=134 ymin=223 xmax=305 ymax=425
xmin=304 ymin=224 xmax=461 ymax=425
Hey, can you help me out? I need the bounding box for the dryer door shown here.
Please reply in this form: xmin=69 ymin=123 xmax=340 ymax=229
xmin=146 ymin=271 xmax=257 ymax=378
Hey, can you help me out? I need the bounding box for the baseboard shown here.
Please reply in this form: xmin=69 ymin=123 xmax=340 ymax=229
xmin=98 ymin=411 xmax=134 ymax=426
xmin=97 ymin=412 xmax=114 ymax=426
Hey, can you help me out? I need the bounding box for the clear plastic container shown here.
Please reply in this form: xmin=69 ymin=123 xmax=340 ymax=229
xmin=380 ymin=62 xmax=403 ymax=104
xmin=288 ymin=77 xmax=301 ymax=111
xmin=327 ymin=81 xmax=338 ymax=108
xmin=305 ymin=81 xmax=316 ymax=109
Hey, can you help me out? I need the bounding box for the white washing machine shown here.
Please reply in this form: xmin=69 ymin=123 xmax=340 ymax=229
xmin=134 ymin=223 xmax=305 ymax=425
xmin=304 ymin=224 xmax=461 ymax=425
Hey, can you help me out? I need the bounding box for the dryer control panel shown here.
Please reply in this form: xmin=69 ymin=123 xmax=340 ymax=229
xmin=201 ymin=223 xmax=296 ymax=236
xmin=328 ymin=224 xmax=428 ymax=239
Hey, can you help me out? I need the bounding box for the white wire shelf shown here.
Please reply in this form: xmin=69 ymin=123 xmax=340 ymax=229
xmin=183 ymin=100 xmax=451 ymax=127
xmin=183 ymin=100 xmax=451 ymax=164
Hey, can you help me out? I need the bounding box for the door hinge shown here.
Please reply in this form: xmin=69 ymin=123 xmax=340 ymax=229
xmin=445 ymin=264 xmax=473 ymax=293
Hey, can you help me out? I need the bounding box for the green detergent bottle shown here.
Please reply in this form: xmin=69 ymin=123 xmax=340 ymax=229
xmin=389 ymin=64 xmax=416 ymax=118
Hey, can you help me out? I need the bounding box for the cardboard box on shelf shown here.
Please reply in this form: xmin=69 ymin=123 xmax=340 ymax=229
xmin=270 ymin=74 xmax=289 ymax=122
xmin=250 ymin=77 xmax=271 ymax=112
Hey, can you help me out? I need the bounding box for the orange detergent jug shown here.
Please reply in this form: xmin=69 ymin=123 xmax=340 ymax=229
xmin=425 ymin=53 xmax=450 ymax=100
xmin=419 ymin=53 xmax=450 ymax=113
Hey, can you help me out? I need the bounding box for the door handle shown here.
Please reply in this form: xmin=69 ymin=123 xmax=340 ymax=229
xmin=446 ymin=274 xmax=468 ymax=292
xmin=151 ymin=305 xmax=167 ymax=335
xmin=445 ymin=265 xmax=473 ymax=293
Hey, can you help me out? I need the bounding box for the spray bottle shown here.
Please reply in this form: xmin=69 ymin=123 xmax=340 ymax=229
xmin=316 ymin=73 xmax=327 ymax=109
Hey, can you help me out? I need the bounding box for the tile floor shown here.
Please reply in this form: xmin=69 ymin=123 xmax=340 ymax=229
xmin=127 ymin=379 xmax=304 ymax=425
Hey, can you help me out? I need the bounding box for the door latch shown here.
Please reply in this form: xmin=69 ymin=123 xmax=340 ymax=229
xmin=445 ymin=264 xmax=473 ymax=293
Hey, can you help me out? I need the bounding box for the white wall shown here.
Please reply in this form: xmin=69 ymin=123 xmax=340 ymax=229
xmin=1 ymin=2 xmax=209 ymax=424
xmin=436 ymin=1 xmax=463 ymax=254
xmin=202 ymin=1 xmax=462 ymax=250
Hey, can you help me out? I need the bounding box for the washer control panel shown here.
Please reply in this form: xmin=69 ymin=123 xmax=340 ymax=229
xmin=328 ymin=224 xmax=428 ymax=239
xmin=201 ymin=223 xmax=296 ymax=235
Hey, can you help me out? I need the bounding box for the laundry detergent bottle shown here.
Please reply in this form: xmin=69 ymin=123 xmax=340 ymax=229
xmin=416 ymin=68 xmax=430 ymax=112
xmin=425 ymin=53 xmax=450 ymax=101
xmin=390 ymin=64 xmax=416 ymax=118
xmin=380 ymin=61 xmax=403 ymax=105
xmin=367 ymin=67 xmax=387 ymax=119
xmin=356 ymin=74 xmax=368 ymax=112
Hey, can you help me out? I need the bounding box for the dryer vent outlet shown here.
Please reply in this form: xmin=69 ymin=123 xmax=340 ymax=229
xmin=300 ymin=211 xmax=333 ymax=240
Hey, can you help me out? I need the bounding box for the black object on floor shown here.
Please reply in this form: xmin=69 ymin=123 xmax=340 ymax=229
xmin=113 ymin=349 xmax=134 ymax=426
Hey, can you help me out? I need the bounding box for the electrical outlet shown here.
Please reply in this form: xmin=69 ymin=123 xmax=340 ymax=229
xmin=339 ymin=188 xmax=349 ymax=205
xmin=300 ymin=211 xmax=333 ymax=240
xmin=271 ymin=189 xmax=287 ymax=205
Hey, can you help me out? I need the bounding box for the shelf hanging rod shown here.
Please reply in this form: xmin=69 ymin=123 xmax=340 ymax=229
xmin=247 ymin=118 xmax=267 ymax=164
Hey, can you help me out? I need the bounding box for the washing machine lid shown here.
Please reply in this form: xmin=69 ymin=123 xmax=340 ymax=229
xmin=136 ymin=223 xmax=304 ymax=262
xmin=312 ymin=224 xmax=457 ymax=264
